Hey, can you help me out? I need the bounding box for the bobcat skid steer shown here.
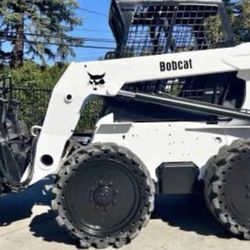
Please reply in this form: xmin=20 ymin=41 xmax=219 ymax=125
xmin=1 ymin=0 xmax=250 ymax=248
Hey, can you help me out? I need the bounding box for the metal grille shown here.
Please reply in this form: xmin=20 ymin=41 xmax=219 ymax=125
xmin=122 ymin=72 xmax=245 ymax=109
xmin=120 ymin=4 xmax=225 ymax=57
xmin=123 ymin=78 xmax=224 ymax=103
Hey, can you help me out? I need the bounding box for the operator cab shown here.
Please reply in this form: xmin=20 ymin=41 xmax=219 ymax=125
xmin=109 ymin=0 xmax=234 ymax=58
xmin=104 ymin=0 xmax=245 ymax=123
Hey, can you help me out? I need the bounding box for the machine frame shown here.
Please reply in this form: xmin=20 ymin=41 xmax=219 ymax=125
xmin=27 ymin=43 xmax=250 ymax=185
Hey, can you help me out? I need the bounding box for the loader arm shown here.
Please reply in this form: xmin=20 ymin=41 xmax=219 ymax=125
xmin=28 ymin=43 xmax=250 ymax=185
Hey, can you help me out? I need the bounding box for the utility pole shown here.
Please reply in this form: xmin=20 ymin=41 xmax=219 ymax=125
xmin=10 ymin=2 xmax=24 ymax=69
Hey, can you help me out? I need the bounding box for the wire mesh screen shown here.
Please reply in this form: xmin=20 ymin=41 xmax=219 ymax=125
xmin=122 ymin=72 xmax=245 ymax=109
xmin=120 ymin=4 xmax=225 ymax=57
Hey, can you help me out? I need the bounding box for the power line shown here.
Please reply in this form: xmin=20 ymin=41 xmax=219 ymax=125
xmin=77 ymin=7 xmax=108 ymax=17
xmin=74 ymin=28 xmax=111 ymax=33
xmin=24 ymin=32 xmax=115 ymax=43
xmin=74 ymin=56 xmax=104 ymax=60
xmin=0 ymin=36 xmax=115 ymax=50
xmin=2 ymin=32 xmax=115 ymax=44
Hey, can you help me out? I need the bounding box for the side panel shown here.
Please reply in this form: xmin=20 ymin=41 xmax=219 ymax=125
xmin=92 ymin=120 xmax=250 ymax=180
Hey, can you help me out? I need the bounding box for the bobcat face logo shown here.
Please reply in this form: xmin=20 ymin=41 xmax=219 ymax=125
xmin=88 ymin=72 xmax=106 ymax=87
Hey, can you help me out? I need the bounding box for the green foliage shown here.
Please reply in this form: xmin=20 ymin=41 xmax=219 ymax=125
xmin=233 ymin=0 xmax=250 ymax=43
xmin=77 ymin=97 xmax=105 ymax=133
xmin=204 ymin=0 xmax=250 ymax=46
xmin=0 ymin=0 xmax=82 ymax=68
xmin=10 ymin=60 xmax=67 ymax=88
xmin=205 ymin=15 xmax=224 ymax=48
xmin=222 ymin=0 xmax=250 ymax=44
xmin=5 ymin=61 xmax=67 ymax=126
xmin=168 ymin=80 xmax=182 ymax=96
xmin=0 ymin=61 xmax=104 ymax=132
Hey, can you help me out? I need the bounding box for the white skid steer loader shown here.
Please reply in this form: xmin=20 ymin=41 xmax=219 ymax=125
xmin=1 ymin=0 xmax=250 ymax=248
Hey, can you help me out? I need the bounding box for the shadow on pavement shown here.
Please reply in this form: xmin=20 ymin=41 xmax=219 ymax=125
xmin=28 ymin=195 xmax=232 ymax=247
xmin=29 ymin=211 xmax=77 ymax=246
xmin=1 ymin=181 xmax=232 ymax=247
xmin=152 ymin=195 xmax=231 ymax=239
xmin=0 ymin=175 xmax=77 ymax=247
xmin=0 ymin=177 xmax=53 ymax=227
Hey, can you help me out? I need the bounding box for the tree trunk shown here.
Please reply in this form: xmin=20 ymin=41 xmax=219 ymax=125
xmin=10 ymin=13 xmax=24 ymax=69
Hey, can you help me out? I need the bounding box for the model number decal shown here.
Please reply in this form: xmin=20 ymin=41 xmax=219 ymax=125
xmin=160 ymin=59 xmax=193 ymax=72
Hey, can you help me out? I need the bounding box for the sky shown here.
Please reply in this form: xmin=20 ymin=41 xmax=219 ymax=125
xmin=1 ymin=0 xmax=240 ymax=64
xmin=70 ymin=0 xmax=115 ymax=62
xmin=69 ymin=0 xmax=239 ymax=62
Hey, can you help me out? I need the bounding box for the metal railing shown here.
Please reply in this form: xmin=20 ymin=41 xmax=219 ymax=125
xmin=0 ymin=76 xmax=52 ymax=127
xmin=0 ymin=76 xmax=101 ymax=133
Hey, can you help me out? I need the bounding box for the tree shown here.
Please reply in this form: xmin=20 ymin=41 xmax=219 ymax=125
xmin=237 ymin=0 xmax=250 ymax=41
xmin=228 ymin=0 xmax=250 ymax=43
xmin=0 ymin=0 xmax=82 ymax=69
xmin=223 ymin=0 xmax=231 ymax=5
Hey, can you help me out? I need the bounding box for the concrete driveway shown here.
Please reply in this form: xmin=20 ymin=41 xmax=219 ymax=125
xmin=0 ymin=179 xmax=249 ymax=250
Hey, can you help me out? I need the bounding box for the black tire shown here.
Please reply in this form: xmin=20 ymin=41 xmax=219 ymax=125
xmin=204 ymin=139 xmax=250 ymax=239
xmin=52 ymin=143 xmax=155 ymax=248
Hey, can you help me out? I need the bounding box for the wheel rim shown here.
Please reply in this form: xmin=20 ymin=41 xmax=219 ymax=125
xmin=225 ymin=150 xmax=250 ymax=227
xmin=62 ymin=157 xmax=143 ymax=236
